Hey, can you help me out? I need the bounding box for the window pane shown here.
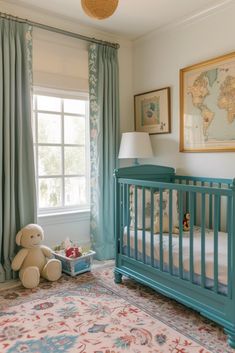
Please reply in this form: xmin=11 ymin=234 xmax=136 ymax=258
xmin=34 ymin=146 xmax=37 ymax=166
xmin=64 ymin=116 xmax=85 ymax=144
xmin=39 ymin=178 xmax=62 ymax=208
xmin=65 ymin=177 xmax=86 ymax=206
xmin=32 ymin=113 xmax=36 ymax=142
xmin=64 ymin=99 xmax=86 ymax=115
xmin=34 ymin=91 xmax=89 ymax=213
xmin=37 ymin=95 xmax=61 ymax=112
xmin=64 ymin=147 xmax=85 ymax=175
xmin=33 ymin=95 xmax=36 ymax=110
xmin=39 ymin=146 xmax=62 ymax=176
xmin=38 ymin=113 xmax=61 ymax=143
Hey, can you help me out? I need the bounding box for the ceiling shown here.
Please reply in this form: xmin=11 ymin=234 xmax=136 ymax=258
xmin=4 ymin=0 xmax=230 ymax=40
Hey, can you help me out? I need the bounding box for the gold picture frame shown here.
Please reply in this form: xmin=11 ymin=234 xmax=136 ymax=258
xmin=134 ymin=87 xmax=171 ymax=135
xmin=180 ymin=51 xmax=235 ymax=152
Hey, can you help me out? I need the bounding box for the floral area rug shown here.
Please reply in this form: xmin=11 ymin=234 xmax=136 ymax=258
xmin=99 ymin=267 xmax=233 ymax=353
xmin=0 ymin=265 xmax=231 ymax=353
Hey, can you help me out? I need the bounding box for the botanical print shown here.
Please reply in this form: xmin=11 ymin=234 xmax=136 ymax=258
xmin=0 ymin=271 xmax=214 ymax=353
xmin=135 ymin=87 xmax=170 ymax=134
xmin=180 ymin=52 xmax=235 ymax=151
xmin=141 ymin=96 xmax=160 ymax=126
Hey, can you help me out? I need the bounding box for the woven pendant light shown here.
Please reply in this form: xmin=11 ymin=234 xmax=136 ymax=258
xmin=81 ymin=0 xmax=119 ymax=20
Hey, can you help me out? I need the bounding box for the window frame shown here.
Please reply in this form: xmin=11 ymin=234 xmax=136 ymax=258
xmin=33 ymin=87 xmax=90 ymax=216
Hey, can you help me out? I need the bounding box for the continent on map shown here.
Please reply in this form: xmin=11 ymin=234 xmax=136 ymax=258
xmin=200 ymin=105 xmax=214 ymax=135
xmin=187 ymin=69 xmax=218 ymax=136
xmin=217 ymin=75 xmax=235 ymax=123
xmin=187 ymin=73 xmax=209 ymax=107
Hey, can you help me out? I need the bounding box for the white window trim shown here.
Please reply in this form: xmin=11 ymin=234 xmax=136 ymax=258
xmin=38 ymin=209 xmax=90 ymax=226
xmin=34 ymin=86 xmax=89 ymax=100
xmin=33 ymin=87 xmax=90 ymax=217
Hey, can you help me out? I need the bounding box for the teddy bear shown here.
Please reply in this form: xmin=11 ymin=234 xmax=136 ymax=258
xmin=11 ymin=224 xmax=62 ymax=289
xmin=183 ymin=213 xmax=190 ymax=231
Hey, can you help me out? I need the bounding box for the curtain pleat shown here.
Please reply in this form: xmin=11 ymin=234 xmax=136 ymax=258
xmin=88 ymin=44 xmax=120 ymax=260
xmin=0 ymin=19 xmax=37 ymax=282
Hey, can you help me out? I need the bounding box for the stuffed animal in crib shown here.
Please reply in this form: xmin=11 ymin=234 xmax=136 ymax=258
xmin=183 ymin=213 xmax=190 ymax=231
xmin=11 ymin=224 xmax=62 ymax=289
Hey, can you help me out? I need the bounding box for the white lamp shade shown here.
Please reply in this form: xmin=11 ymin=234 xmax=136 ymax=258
xmin=118 ymin=132 xmax=153 ymax=159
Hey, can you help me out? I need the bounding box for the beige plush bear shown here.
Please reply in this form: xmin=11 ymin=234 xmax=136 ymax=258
xmin=11 ymin=224 xmax=62 ymax=289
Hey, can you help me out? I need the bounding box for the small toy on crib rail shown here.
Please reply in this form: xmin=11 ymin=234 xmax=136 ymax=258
xmin=183 ymin=212 xmax=190 ymax=231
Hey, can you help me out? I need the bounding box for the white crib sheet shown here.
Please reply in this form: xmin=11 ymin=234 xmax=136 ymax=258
xmin=123 ymin=226 xmax=228 ymax=286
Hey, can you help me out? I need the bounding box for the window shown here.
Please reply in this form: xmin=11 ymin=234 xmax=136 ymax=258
xmin=33 ymin=89 xmax=90 ymax=214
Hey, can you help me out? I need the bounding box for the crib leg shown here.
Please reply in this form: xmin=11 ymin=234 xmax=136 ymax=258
xmin=114 ymin=271 xmax=122 ymax=284
xmin=225 ymin=328 xmax=235 ymax=348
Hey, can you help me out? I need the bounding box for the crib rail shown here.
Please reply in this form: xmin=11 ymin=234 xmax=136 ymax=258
xmin=175 ymin=175 xmax=233 ymax=230
xmin=116 ymin=177 xmax=233 ymax=298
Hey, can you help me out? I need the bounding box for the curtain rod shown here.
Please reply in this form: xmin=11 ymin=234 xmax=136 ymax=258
xmin=0 ymin=11 xmax=120 ymax=49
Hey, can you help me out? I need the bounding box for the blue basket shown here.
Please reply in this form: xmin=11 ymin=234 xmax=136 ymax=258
xmin=53 ymin=250 xmax=96 ymax=276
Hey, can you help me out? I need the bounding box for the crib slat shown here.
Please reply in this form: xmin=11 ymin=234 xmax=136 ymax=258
xmin=209 ymin=182 xmax=213 ymax=228
xmin=142 ymin=187 xmax=146 ymax=264
xmin=122 ymin=183 xmax=126 ymax=241
xmin=186 ymin=180 xmax=189 ymax=212
xmin=159 ymin=189 xmax=163 ymax=271
xmin=115 ymin=179 xmax=120 ymax=265
xmin=227 ymin=195 xmax=232 ymax=298
xmin=126 ymin=185 xmax=130 ymax=257
xmin=193 ymin=181 xmax=197 ymax=223
xmin=150 ymin=189 xmax=154 ymax=267
xmin=201 ymin=193 xmax=206 ymax=288
xmin=214 ymin=195 xmax=219 ymax=293
xmin=134 ymin=186 xmax=138 ymax=260
xmin=189 ymin=192 xmax=195 ymax=283
xmin=169 ymin=189 xmax=173 ymax=275
xmin=120 ymin=184 xmax=124 ymax=255
xmin=179 ymin=190 xmax=184 ymax=278
xmin=218 ymin=183 xmax=221 ymax=231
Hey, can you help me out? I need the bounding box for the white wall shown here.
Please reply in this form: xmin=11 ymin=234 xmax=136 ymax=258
xmin=0 ymin=0 xmax=133 ymax=247
xmin=133 ymin=1 xmax=235 ymax=178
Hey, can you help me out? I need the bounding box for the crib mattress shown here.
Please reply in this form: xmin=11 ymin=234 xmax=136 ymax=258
xmin=123 ymin=226 xmax=228 ymax=286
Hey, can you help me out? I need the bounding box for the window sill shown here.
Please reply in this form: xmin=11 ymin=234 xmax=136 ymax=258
xmin=37 ymin=209 xmax=90 ymax=226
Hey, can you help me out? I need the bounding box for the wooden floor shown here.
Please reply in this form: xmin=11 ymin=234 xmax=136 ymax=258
xmin=0 ymin=279 xmax=20 ymax=291
xmin=0 ymin=260 xmax=114 ymax=291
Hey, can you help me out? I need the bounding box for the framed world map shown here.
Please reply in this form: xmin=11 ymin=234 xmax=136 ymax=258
xmin=180 ymin=51 xmax=235 ymax=152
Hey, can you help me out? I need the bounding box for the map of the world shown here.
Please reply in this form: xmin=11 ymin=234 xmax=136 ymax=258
xmin=182 ymin=54 xmax=235 ymax=151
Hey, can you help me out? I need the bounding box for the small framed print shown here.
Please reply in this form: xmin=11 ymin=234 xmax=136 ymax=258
xmin=134 ymin=87 xmax=171 ymax=134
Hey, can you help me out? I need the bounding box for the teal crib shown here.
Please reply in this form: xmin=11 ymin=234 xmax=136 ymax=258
xmin=114 ymin=164 xmax=235 ymax=348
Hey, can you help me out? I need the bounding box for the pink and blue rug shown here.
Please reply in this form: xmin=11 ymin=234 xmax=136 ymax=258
xmin=0 ymin=266 xmax=232 ymax=352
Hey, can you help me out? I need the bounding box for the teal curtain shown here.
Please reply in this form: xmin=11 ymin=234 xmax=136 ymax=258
xmin=0 ymin=18 xmax=37 ymax=282
xmin=88 ymin=44 xmax=120 ymax=260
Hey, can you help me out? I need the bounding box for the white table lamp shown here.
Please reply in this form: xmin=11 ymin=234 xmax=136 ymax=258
xmin=118 ymin=132 xmax=153 ymax=165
